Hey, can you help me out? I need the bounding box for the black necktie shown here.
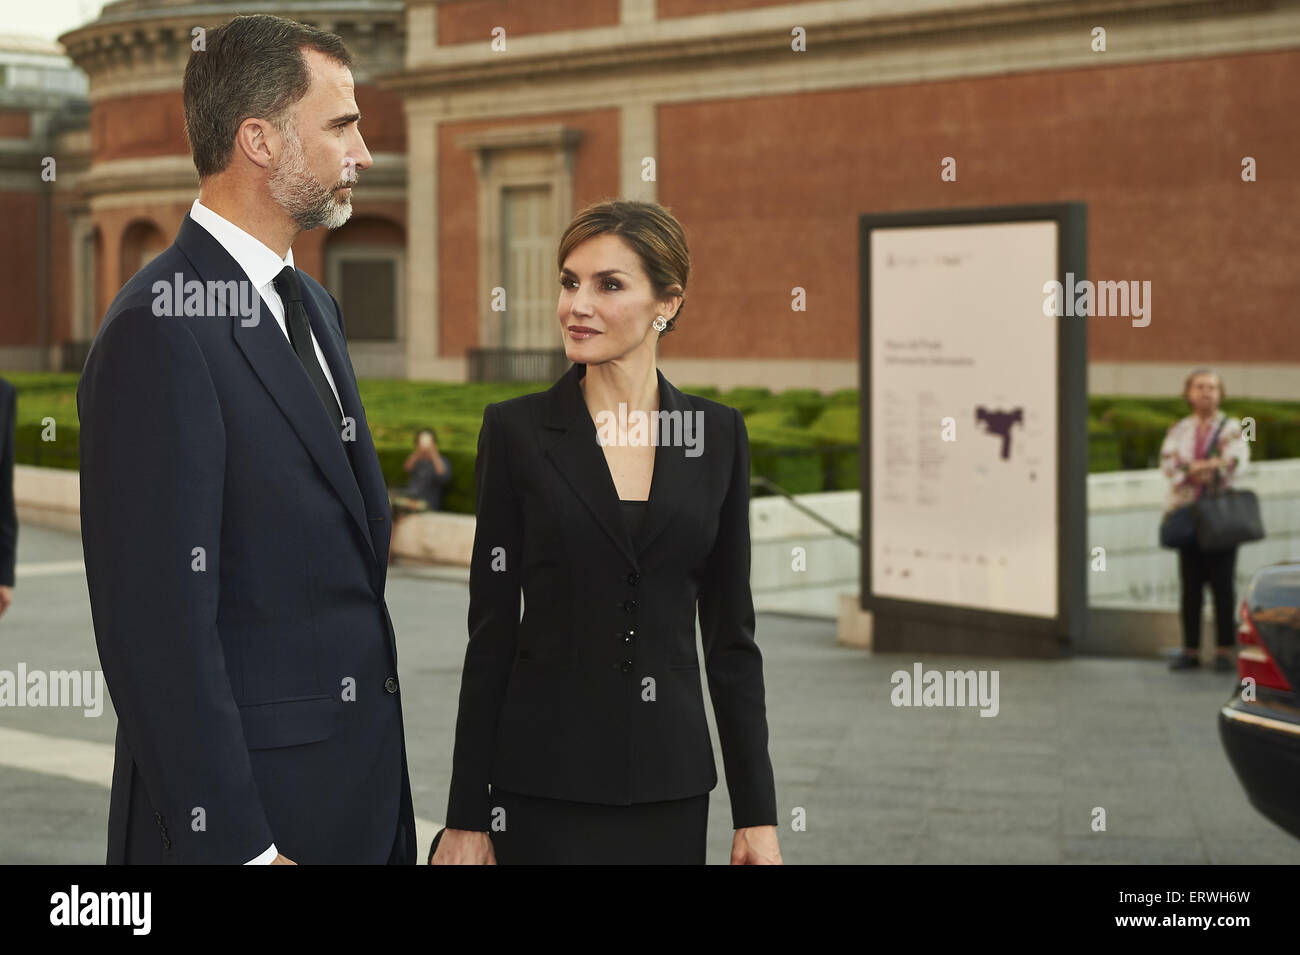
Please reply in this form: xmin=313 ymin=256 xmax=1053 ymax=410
xmin=273 ymin=266 xmax=344 ymax=433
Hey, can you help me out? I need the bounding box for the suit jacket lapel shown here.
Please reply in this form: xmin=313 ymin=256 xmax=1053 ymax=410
xmin=174 ymin=215 xmax=376 ymax=572
xmin=542 ymin=364 xmax=638 ymax=569
xmin=541 ymin=364 xmax=693 ymax=565
xmin=303 ymin=288 xmax=389 ymax=576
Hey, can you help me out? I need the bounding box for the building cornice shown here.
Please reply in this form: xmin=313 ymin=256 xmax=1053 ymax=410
xmin=453 ymin=122 xmax=583 ymax=153
xmin=58 ymin=3 xmax=406 ymax=98
xmin=382 ymin=0 xmax=1288 ymax=94
xmin=76 ymin=150 xmax=407 ymax=198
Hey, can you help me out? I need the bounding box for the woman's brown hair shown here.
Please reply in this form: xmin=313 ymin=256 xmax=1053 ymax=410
xmin=557 ymin=199 xmax=689 ymax=334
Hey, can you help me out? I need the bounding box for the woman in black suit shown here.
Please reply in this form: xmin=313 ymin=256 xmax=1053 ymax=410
xmin=432 ymin=199 xmax=781 ymax=864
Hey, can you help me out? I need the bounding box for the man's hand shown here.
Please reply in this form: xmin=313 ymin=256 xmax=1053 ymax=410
xmin=270 ymin=853 xmax=297 ymax=865
xmin=730 ymin=825 xmax=782 ymax=865
xmin=430 ymin=828 xmax=496 ymax=865
xmin=0 ymin=586 xmax=11 ymax=619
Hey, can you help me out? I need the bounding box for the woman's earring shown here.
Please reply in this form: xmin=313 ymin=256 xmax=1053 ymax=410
xmin=652 ymin=315 xmax=668 ymax=332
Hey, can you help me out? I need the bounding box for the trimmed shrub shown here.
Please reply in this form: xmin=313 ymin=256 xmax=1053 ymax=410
xmin=9 ymin=368 xmax=1300 ymax=511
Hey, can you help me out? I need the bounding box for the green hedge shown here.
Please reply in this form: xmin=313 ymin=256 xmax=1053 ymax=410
xmin=15 ymin=422 xmax=79 ymax=471
xmin=807 ymin=405 xmax=861 ymax=490
xmin=358 ymin=379 xmax=545 ymax=516
xmin=1087 ymin=415 xmax=1122 ymax=472
xmin=8 ymin=370 xmax=1300 ymax=514
xmin=1228 ymin=401 xmax=1300 ymax=460
xmin=8 ymin=373 xmax=81 ymax=472
xmin=1101 ymin=402 xmax=1179 ymax=469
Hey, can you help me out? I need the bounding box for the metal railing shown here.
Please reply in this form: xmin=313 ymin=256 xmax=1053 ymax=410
xmin=750 ymin=475 xmax=861 ymax=546
xmin=467 ymin=348 xmax=570 ymax=383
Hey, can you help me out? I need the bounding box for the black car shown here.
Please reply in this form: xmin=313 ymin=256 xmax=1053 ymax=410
xmin=1219 ymin=561 xmax=1300 ymax=839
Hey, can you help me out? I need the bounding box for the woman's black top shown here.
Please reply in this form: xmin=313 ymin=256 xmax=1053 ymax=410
xmin=620 ymin=499 xmax=648 ymax=538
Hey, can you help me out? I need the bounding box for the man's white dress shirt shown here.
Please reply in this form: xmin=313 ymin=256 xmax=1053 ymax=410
xmin=189 ymin=198 xmax=342 ymax=411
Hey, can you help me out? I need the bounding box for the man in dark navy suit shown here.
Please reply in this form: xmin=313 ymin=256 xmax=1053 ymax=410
xmin=77 ymin=15 xmax=415 ymax=864
xmin=0 ymin=375 xmax=15 ymax=619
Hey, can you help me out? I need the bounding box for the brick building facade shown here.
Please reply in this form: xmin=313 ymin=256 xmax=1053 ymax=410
xmin=1 ymin=0 xmax=1296 ymax=396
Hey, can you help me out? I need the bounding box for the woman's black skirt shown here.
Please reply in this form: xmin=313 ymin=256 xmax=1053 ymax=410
xmin=487 ymin=788 xmax=709 ymax=865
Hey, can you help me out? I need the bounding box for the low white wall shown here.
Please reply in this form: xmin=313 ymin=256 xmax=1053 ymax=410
xmin=14 ymin=465 xmax=80 ymax=534
xmin=750 ymin=491 xmax=859 ymax=617
xmin=389 ymin=511 xmax=476 ymax=565
xmin=747 ymin=460 xmax=1300 ymax=622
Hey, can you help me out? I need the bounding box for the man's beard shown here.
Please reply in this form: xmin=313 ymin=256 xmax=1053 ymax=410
xmin=268 ymin=124 xmax=352 ymax=231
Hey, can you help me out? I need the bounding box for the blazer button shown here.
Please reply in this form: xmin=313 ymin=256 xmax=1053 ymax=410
xmin=384 ymin=677 xmax=398 ymax=694
xmin=625 ymin=572 xmax=640 ymax=586
xmin=620 ymin=660 xmax=633 ymax=673
xmin=623 ymin=599 xmax=637 ymax=613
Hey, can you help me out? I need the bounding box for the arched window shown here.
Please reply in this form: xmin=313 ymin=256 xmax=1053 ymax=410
xmin=119 ymin=219 xmax=166 ymax=283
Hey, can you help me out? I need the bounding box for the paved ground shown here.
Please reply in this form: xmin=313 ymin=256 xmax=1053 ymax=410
xmin=2 ymin=522 xmax=1296 ymax=864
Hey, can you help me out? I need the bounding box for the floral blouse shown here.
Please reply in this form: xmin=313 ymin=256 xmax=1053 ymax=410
xmin=1159 ymin=411 xmax=1249 ymax=514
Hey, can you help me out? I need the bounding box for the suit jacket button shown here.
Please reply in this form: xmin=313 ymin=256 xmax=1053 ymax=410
xmin=625 ymin=572 xmax=640 ymax=586
xmin=623 ymin=599 xmax=637 ymax=613
xmin=384 ymin=677 xmax=398 ymax=694
xmin=620 ymin=660 xmax=633 ymax=673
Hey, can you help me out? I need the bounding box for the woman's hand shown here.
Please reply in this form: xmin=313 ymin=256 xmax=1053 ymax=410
xmin=430 ymin=828 xmax=497 ymax=865
xmin=730 ymin=825 xmax=782 ymax=865
xmin=1188 ymin=457 xmax=1227 ymax=483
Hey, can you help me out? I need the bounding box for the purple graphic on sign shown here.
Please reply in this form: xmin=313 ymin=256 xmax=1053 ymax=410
xmin=975 ymin=406 xmax=1023 ymax=459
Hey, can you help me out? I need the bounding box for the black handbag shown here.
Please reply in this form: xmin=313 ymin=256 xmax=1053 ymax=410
xmin=1196 ymin=483 xmax=1264 ymax=551
xmin=1195 ymin=418 xmax=1265 ymax=551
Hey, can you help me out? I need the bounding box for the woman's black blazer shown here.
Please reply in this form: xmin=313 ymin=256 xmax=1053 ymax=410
xmin=445 ymin=363 xmax=778 ymax=832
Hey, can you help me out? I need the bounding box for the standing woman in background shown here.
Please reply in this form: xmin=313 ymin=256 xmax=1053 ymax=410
xmin=432 ymin=199 xmax=782 ymax=864
xmin=1160 ymin=368 xmax=1250 ymax=672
